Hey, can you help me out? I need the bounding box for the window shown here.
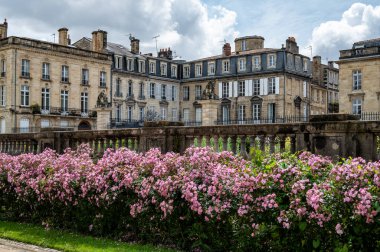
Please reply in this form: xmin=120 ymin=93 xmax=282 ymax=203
xmin=171 ymin=108 xmax=177 ymax=121
xmin=100 ymin=71 xmax=106 ymax=87
xmin=139 ymin=82 xmax=145 ymax=99
xmin=20 ymin=118 xmax=30 ymax=133
xmin=238 ymin=105 xmax=246 ymax=124
xmin=139 ymin=107 xmax=144 ymax=121
xmin=171 ymin=86 xmax=177 ymax=101
xmin=161 ymin=62 xmax=167 ymax=76
xmin=0 ymin=86 xmax=5 ymax=106
xmin=149 ymin=61 xmax=156 ymax=74
xmin=115 ymin=105 xmax=122 ymax=122
xmin=253 ymin=79 xmax=260 ymax=95
xmin=61 ymin=90 xmax=68 ymax=114
xmin=353 ymin=70 xmax=362 ymax=90
xmin=253 ymin=56 xmax=261 ymax=70
xmin=183 ymin=65 xmax=190 ymax=78
xmin=128 ymin=81 xmax=133 ymax=97
xmin=195 ymin=107 xmax=202 ymax=124
xmin=183 ymin=86 xmax=190 ymax=101
xmin=115 ymin=78 xmax=122 ymax=97
xmin=238 ymin=58 xmax=246 ymax=72
xmin=222 ymin=82 xmax=229 ymax=98
xmin=195 ymin=85 xmax=202 ymax=100
xmin=0 ymin=117 xmax=4 ymax=133
xmin=171 ymin=65 xmax=177 ymax=77
xmin=303 ymin=58 xmax=308 ymax=72
xmin=222 ymin=60 xmax=230 ymax=73
xmin=352 ymin=98 xmax=362 ymax=115
xmin=268 ymin=54 xmax=276 ymax=68
xmin=80 ymin=92 xmax=88 ymax=116
xmin=138 ymin=60 xmax=145 ymax=73
xmin=127 ymin=58 xmax=134 ymax=71
xmin=238 ymin=81 xmax=245 ymax=96
xmin=41 ymin=88 xmax=50 ymax=113
xmin=268 ymin=103 xmax=276 ymax=123
xmin=127 ymin=106 xmax=133 ymax=121
xmin=253 ymin=104 xmax=261 ymax=121
xmin=161 ymin=84 xmax=166 ymax=99
xmin=61 ymin=65 xmax=69 ymax=83
xmin=208 ymin=62 xmax=215 ymax=75
xmin=21 ymin=85 xmax=29 ymax=106
xmin=115 ymin=56 xmax=122 ymax=69
xmin=82 ymin=69 xmax=89 ymax=85
xmin=41 ymin=119 xmax=50 ymax=128
xmin=42 ymin=62 xmax=50 ymax=80
xmin=1 ymin=59 xmax=5 ymax=77
xmin=195 ymin=64 xmax=202 ymax=76
xmin=150 ymin=83 xmax=155 ymax=98
xmin=268 ymin=77 xmax=276 ymax=94
xmin=183 ymin=108 xmax=190 ymax=122
xmin=241 ymin=40 xmax=246 ymax=51
xmin=222 ymin=106 xmax=229 ymax=123
xmin=21 ymin=59 xmax=30 ymax=77
xmin=161 ymin=107 xmax=167 ymax=120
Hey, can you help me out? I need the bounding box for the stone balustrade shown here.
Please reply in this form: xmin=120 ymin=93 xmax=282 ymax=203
xmin=1 ymin=120 xmax=380 ymax=160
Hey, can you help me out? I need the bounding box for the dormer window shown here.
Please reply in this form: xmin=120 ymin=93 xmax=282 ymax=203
xmin=268 ymin=54 xmax=276 ymax=68
xmin=253 ymin=56 xmax=261 ymax=70
xmin=195 ymin=63 xmax=202 ymax=77
xmin=161 ymin=62 xmax=167 ymax=76
xmin=138 ymin=60 xmax=145 ymax=73
xmin=127 ymin=58 xmax=134 ymax=71
xmin=208 ymin=62 xmax=215 ymax=75
xmin=171 ymin=64 xmax=177 ymax=78
xmin=149 ymin=61 xmax=156 ymax=74
xmin=241 ymin=40 xmax=246 ymax=51
xmin=238 ymin=58 xmax=246 ymax=72
xmin=222 ymin=60 xmax=230 ymax=73
xmin=115 ymin=56 xmax=122 ymax=69
xmin=183 ymin=65 xmax=190 ymax=78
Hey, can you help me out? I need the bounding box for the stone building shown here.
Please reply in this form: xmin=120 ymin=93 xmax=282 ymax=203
xmin=311 ymin=56 xmax=339 ymax=114
xmin=180 ymin=36 xmax=312 ymax=125
xmin=0 ymin=21 xmax=112 ymax=133
xmin=73 ymin=37 xmax=181 ymax=127
xmin=338 ymin=38 xmax=380 ymax=115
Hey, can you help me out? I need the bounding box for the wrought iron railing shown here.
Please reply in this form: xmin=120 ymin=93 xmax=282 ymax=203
xmin=215 ymin=116 xmax=309 ymax=125
xmin=108 ymin=119 xmax=144 ymax=129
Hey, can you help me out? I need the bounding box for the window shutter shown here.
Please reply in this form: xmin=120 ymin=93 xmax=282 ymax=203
xmin=245 ymin=80 xmax=249 ymax=96
xmin=218 ymin=82 xmax=222 ymax=98
xmin=263 ymin=78 xmax=268 ymax=95
xmin=168 ymin=85 xmax=172 ymax=100
xmin=259 ymin=79 xmax=264 ymax=95
xmin=229 ymin=81 xmax=233 ymax=97
xmin=303 ymin=81 xmax=307 ymax=97
xmin=275 ymin=77 xmax=280 ymax=95
xmin=147 ymin=83 xmax=151 ymax=97
xmin=248 ymin=80 xmax=253 ymax=96
xmin=233 ymin=81 xmax=238 ymax=97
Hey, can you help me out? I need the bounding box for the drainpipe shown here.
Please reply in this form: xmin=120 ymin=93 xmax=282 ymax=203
xmin=282 ymin=46 xmax=286 ymax=122
xmin=13 ymin=48 xmax=17 ymax=132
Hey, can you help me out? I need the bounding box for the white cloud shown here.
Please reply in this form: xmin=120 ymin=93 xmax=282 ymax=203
xmin=0 ymin=0 xmax=238 ymax=60
xmin=309 ymin=3 xmax=380 ymax=60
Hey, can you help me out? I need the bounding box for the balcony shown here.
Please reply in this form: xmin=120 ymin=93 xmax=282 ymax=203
xmin=41 ymin=74 xmax=50 ymax=80
xmin=31 ymin=106 xmax=96 ymax=118
xmin=21 ymin=72 xmax=30 ymax=78
xmin=215 ymin=116 xmax=309 ymax=125
xmin=108 ymin=118 xmax=144 ymax=129
xmin=82 ymin=79 xmax=89 ymax=85
xmin=138 ymin=95 xmax=146 ymax=100
xmin=114 ymin=92 xmax=123 ymax=98
xmin=61 ymin=77 xmax=69 ymax=83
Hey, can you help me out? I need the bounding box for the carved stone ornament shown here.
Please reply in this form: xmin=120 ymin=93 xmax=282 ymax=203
xmin=202 ymin=80 xmax=218 ymax=99
xmin=97 ymin=90 xmax=108 ymax=107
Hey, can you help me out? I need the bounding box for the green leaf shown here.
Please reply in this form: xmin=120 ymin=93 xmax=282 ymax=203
xmin=313 ymin=239 xmax=320 ymax=249
xmin=299 ymin=222 xmax=307 ymax=232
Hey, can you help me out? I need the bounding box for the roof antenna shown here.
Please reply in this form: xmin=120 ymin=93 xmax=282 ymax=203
xmin=219 ymin=39 xmax=227 ymax=44
xmin=152 ymin=34 xmax=160 ymax=55
xmin=51 ymin=33 xmax=55 ymax=43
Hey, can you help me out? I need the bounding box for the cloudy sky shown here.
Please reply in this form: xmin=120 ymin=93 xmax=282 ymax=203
xmin=0 ymin=0 xmax=379 ymax=62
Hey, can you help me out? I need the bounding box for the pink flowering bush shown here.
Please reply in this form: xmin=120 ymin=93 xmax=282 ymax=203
xmin=0 ymin=145 xmax=379 ymax=251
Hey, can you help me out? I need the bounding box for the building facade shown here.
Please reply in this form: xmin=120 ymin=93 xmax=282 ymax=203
xmin=338 ymin=38 xmax=380 ymax=115
xmin=0 ymin=21 xmax=112 ymax=133
xmin=311 ymin=56 xmax=339 ymax=114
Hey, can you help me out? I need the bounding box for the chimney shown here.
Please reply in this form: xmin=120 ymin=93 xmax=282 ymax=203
xmin=222 ymin=43 xmax=231 ymax=56
xmin=286 ymin=37 xmax=299 ymax=54
xmin=313 ymin=55 xmax=321 ymax=64
xmin=130 ymin=36 xmax=140 ymax=54
xmin=0 ymin=19 xmax=8 ymax=39
xmin=158 ymin=48 xmax=173 ymax=60
xmin=58 ymin=27 xmax=69 ymax=46
xmin=328 ymin=61 xmax=334 ymax=68
xmin=92 ymin=30 xmax=108 ymax=52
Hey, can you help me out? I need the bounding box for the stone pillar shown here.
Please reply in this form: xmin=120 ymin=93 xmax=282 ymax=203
xmin=198 ymin=100 xmax=220 ymax=126
xmin=95 ymin=107 xmax=112 ymax=130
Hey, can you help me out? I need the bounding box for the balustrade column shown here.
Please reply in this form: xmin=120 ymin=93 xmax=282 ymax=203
xmin=205 ymin=136 xmax=210 ymax=148
xmin=230 ymin=136 xmax=237 ymax=154
xmin=279 ymin=136 xmax=286 ymax=152
xmin=240 ymin=136 xmax=247 ymax=157
xmin=212 ymin=135 xmax=219 ymax=152
xmin=290 ymin=136 xmax=296 ymax=153
xmin=259 ymin=136 xmax=266 ymax=153
xmin=269 ymin=136 xmax=276 ymax=154
xmin=222 ymin=136 xmax=228 ymax=151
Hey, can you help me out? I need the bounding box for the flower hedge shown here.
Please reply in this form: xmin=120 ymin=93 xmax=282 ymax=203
xmin=0 ymin=145 xmax=379 ymax=251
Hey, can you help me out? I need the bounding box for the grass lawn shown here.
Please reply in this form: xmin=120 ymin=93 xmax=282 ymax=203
xmin=0 ymin=220 xmax=177 ymax=252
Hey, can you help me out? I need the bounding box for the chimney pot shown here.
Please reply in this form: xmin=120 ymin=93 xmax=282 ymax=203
xmin=223 ymin=43 xmax=231 ymax=56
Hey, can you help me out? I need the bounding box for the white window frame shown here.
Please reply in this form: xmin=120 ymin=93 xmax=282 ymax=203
xmin=150 ymin=83 xmax=155 ymax=98
xmin=222 ymin=106 xmax=229 ymax=123
xmin=183 ymin=65 xmax=190 ymax=78
xmin=161 ymin=84 xmax=166 ymax=99
xmin=115 ymin=56 xmax=122 ymax=69
xmin=238 ymin=58 xmax=246 ymax=72
xmin=183 ymin=108 xmax=190 ymax=122
xmin=183 ymin=86 xmax=190 ymax=101
xmin=222 ymin=60 xmax=230 ymax=73
xmin=41 ymin=88 xmax=50 ymax=113
xmin=149 ymin=61 xmax=156 ymax=74
xmin=171 ymin=108 xmax=177 ymax=121
xmin=238 ymin=105 xmax=246 ymax=124
xmin=268 ymin=54 xmax=276 ymax=68
xmin=353 ymin=70 xmax=362 ymax=90
xmin=208 ymin=62 xmax=215 ymax=75
xmin=222 ymin=82 xmax=229 ymax=98
xmin=127 ymin=106 xmax=133 ymax=121
xmin=195 ymin=85 xmax=202 ymax=99
xmin=0 ymin=86 xmax=5 ymax=106
xmin=171 ymin=64 xmax=177 ymax=77
xmin=352 ymin=98 xmax=362 ymax=115
xmin=61 ymin=65 xmax=69 ymax=83
xmin=127 ymin=58 xmax=134 ymax=71
xmin=161 ymin=107 xmax=167 ymax=120
xmin=241 ymin=40 xmax=246 ymax=51
xmin=139 ymin=107 xmax=144 ymax=121
xmin=42 ymin=62 xmax=50 ymax=80
xmin=41 ymin=119 xmax=50 ymax=128
xmin=61 ymin=90 xmax=69 ymax=114
xmin=195 ymin=63 xmax=202 ymax=77
xmin=160 ymin=62 xmax=167 ymax=76
xmin=1 ymin=59 xmax=5 ymax=76
xmin=80 ymin=92 xmax=88 ymax=116
xmin=253 ymin=79 xmax=260 ymax=95
xmin=21 ymin=59 xmax=30 ymax=77
xmin=238 ymin=81 xmax=245 ymax=96
xmin=21 ymin=85 xmax=29 ymax=107
xmin=100 ymin=71 xmax=106 ymax=87
xmin=253 ymin=56 xmax=261 ymax=70
xmin=82 ymin=68 xmax=89 ymax=85
xmin=171 ymin=86 xmax=177 ymax=101
xmin=195 ymin=107 xmax=202 ymax=123
xmin=303 ymin=58 xmax=308 ymax=72
xmin=138 ymin=60 xmax=145 ymax=73
xmin=253 ymin=103 xmax=261 ymax=121
xmin=268 ymin=77 xmax=276 ymax=94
